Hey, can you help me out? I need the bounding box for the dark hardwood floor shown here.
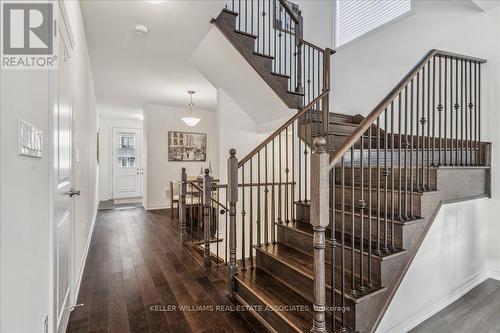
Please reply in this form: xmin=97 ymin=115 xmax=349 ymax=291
xmin=410 ymin=278 xmax=500 ymax=333
xmin=66 ymin=207 xmax=258 ymax=333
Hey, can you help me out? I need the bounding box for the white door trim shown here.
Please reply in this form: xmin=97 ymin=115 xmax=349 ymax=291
xmin=111 ymin=127 xmax=143 ymax=200
xmin=49 ymin=2 xmax=75 ymax=333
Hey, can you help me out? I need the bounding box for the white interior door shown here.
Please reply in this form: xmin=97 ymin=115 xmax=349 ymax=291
xmin=112 ymin=128 xmax=142 ymax=199
xmin=53 ymin=11 xmax=75 ymax=333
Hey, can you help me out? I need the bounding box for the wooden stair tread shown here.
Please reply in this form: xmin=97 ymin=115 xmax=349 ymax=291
xmin=234 ymin=29 xmax=258 ymax=39
xmin=295 ymin=201 xmax=425 ymax=225
xmin=277 ymin=221 xmax=407 ymax=261
xmin=256 ymin=243 xmax=387 ymax=302
xmin=287 ymin=89 xmax=305 ymax=96
xmin=271 ymin=71 xmax=290 ymax=79
xmin=221 ymin=8 xmax=238 ymax=16
xmin=254 ymin=51 xmax=274 ymax=60
xmin=236 ymin=268 xmax=312 ymax=332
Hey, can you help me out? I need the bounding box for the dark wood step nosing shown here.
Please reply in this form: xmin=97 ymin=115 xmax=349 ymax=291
xmin=222 ymin=8 xmax=239 ymax=16
xmin=233 ymin=293 xmax=288 ymax=333
xmin=255 ymin=245 xmax=387 ymax=303
xmin=254 ymin=52 xmax=275 ymax=60
xmin=287 ymin=90 xmax=305 ymax=96
xmin=271 ymin=72 xmax=290 ymax=79
xmin=234 ymin=276 xmax=306 ymax=333
xmin=234 ymin=29 xmax=258 ymax=39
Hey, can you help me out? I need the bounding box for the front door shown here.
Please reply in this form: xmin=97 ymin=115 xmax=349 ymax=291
xmin=112 ymin=128 xmax=142 ymax=199
xmin=53 ymin=7 xmax=75 ymax=333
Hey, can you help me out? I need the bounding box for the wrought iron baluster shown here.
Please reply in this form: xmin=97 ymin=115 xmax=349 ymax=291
xmin=350 ymin=146 xmax=356 ymax=293
xmin=368 ymin=125 xmax=373 ymax=286
xmin=250 ymin=159 xmax=254 ymax=269
xmin=390 ymin=101 xmax=395 ymax=250
xmin=384 ymin=109 xmax=389 ymax=252
xmin=376 ymin=117 xmax=381 ymax=254
xmin=461 ymin=59 xmax=465 ymax=166
xmin=359 ymin=134 xmax=365 ymax=289
xmin=444 ymin=57 xmax=448 ymax=166
xmin=340 ymin=156 xmax=346 ymax=330
xmin=265 ymin=145 xmax=269 ymax=245
xmin=241 ymin=166 xmax=246 ymax=270
xmin=257 ymin=151 xmax=262 ymax=246
xmin=410 ymin=79 xmax=415 ymax=218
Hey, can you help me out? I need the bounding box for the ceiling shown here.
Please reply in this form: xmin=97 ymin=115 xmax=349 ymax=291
xmin=80 ymin=0 xmax=226 ymax=118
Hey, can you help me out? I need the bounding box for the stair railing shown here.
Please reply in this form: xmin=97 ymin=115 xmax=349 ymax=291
xmin=310 ymin=49 xmax=487 ymax=332
xmin=179 ymin=168 xmax=230 ymax=270
xmin=235 ymin=91 xmax=328 ymax=272
xmin=225 ymin=0 xmax=303 ymax=93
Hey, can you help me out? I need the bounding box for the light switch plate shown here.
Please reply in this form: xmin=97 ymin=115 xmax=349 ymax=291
xmin=18 ymin=120 xmax=43 ymax=158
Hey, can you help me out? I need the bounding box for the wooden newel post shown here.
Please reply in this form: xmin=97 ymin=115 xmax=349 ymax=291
xmin=310 ymin=137 xmax=329 ymax=333
xmin=180 ymin=168 xmax=188 ymax=245
xmin=227 ymin=148 xmax=238 ymax=297
xmin=203 ymin=169 xmax=212 ymax=270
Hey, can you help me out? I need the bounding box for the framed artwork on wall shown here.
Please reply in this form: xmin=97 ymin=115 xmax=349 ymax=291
xmin=168 ymin=131 xmax=207 ymax=161
xmin=274 ymin=0 xmax=299 ymax=34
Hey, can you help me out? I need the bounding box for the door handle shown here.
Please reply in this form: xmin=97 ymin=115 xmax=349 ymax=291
xmin=66 ymin=189 xmax=81 ymax=197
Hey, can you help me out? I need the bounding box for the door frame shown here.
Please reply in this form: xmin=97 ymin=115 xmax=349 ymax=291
xmin=49 ymin=1 xmax=76 ymax=333
xmin=111 ymin=127 xmax=143 ymax=200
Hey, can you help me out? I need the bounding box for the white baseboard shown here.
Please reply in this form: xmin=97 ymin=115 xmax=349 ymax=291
xmin=487 ymin=260 xmax=500 ymax=281
xmin=73 ymin=202 xmax=98 ymax=301
xmin=380 ymin=271 xmax=490 ymax=333
xmin=145 ymin=204 xmax=170 ymax=211
xmin=114 ymin=197 xmax=142 ymax=204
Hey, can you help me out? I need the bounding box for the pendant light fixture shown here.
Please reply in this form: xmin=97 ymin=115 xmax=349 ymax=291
xmin=182 ymin=91 xmax=201 ymax=127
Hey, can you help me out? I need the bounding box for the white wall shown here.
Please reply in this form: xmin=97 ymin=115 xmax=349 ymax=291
xmin=217 ymin=89 xmax=267 ymax=182
xmin=98 ymin=115 xmax=143 ymax=201
xmin=297 ymin=0 xmax=333 ymax=49
xmin=0 ymin=62 xmax=51 ymax=333
xmin=0 ymin=1 xmax=98 ymax=332
xmin=327 ymin=1 xmax=500 ymax=331
xmin=65 ymin=0 xmax=99 ymax=317
xmin=144 ymin=104 xmax=219 ymax=210
xmin=377 ymin=199 xmax=489 ymax=332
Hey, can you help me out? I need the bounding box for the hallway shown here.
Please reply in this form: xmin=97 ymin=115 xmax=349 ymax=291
xmin=66 ymin=207 xmax=257 ymax=333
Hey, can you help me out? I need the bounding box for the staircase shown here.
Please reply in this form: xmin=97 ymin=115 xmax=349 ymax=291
xmin=179 ymin=1 xmax=491 ymax=332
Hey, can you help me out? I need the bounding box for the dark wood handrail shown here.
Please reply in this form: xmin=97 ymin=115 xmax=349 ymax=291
xmin=329 ymin=49 xmax=487 ymax=167
xmin=299 ymin=39 xmax=335 ymax=55
xmin=188 ymin=181 xmax=229 ymax=211
xmin=238 ymin=90 xmax=329 ymax=167
xmin=279 ymin=0 xmax=300 ymax=24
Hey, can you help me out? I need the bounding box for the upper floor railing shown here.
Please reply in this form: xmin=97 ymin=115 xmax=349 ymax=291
xmin=225 ymin=0 xmax=333 ymax=107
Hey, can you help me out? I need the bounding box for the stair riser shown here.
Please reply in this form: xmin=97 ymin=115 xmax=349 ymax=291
xmin=333 ymin=187 xmax=422 ymax=218
xmin=277 ymin=225 xmax=383 ymax=286
xmin=294 ymin=208 xmax=404 ymax=250
xmin=256 ymin=249 xmax=357 ymax=330
xmin=217 ymin=11 xmax=256 ymax=52
xmin=333 ymin=168 xmax=438 ymax=190
xmin=299 ymin=122 xmax=357 ymax=136
xmin=300 ymin=111 xmax=357 ymax=124
xmin=235 ymin=279 xmax=303 ymax=333
xmin=332 ymin=149 xmax=478 ymax=167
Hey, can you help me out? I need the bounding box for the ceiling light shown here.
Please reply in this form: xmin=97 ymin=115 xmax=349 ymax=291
xmin=135 ymin=24 xmax=149 ymax=36
xmin=146 ymin=1 xmax=165 ymax=4
xmin=182 ymin=91 xmax=201 ymax=127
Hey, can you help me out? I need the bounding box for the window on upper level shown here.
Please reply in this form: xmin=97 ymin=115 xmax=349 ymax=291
xmin=334 ymin=0 xmax=412 ymax=48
